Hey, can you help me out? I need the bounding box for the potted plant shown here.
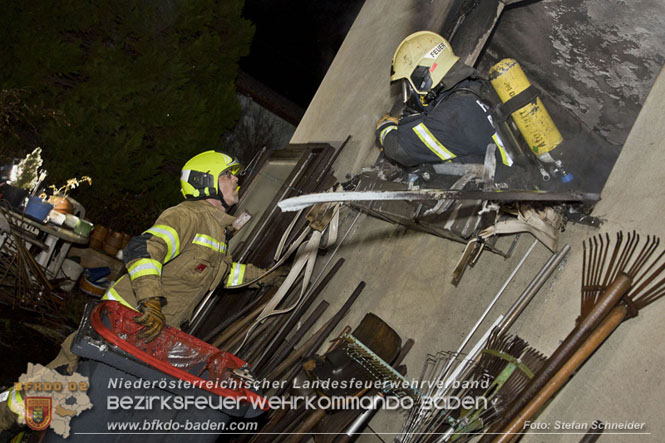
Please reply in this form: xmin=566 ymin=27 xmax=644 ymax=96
xmin=45 ymin=175 xmax=92 ymax=214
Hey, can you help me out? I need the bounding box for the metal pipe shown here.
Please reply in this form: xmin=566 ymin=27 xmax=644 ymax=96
xmin=341 ymin=395 xmax=384 ymax=438
xmin=438 ymin=240 xmax=537 ymax=381
xmin=439 ymin=315 xmax=504 ymax=396
xmin=497 ymin=244 xmax=570 ymax=335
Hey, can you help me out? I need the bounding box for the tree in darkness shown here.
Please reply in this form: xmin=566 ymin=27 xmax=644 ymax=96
xmin=0 ymin=0 xmax=254 ymax=231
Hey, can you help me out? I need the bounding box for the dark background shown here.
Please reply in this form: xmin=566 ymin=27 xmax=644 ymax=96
xmin=240 ymin=0 xmax=366 ymax=108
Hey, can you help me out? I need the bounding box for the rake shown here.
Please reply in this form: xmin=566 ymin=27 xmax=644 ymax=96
xmin=485 ymin=231 xmax=665 ymax=442
xmin=432 ymin=331 xmax=547 ymax=442
xmin=398 ymin=351 xmax=468 ymax=443
xmin=397 ymin=331 xmax=547 ymax=443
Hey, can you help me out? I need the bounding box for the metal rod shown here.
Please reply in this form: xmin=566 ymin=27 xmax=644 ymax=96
xmin=307 ymin=281 xmax=366 ymax=357
xmin=202 ymin=286 xmax=270 ymax=342
xmin=187 ymin=289 xmax=216 ymax=335
xmin=630 ymin=249 xmax=665 ymax=297
xmin=438 ymin=240 xmax=537 ymax=381
xmin=266 ymin=318 xmax=334 ymax=381
xmin=628 ymin=253 xmax=665 ymax=302
xmin=498 ymin=244 xmax=571 ymax=335
xmin=601 ymin=232 xmax=622 ymax=290
xmin=212 ymin=300 xmax=269 ymax=348
xmin=234 ymin=316 xmax=279 ymax=360
xmin=257 ymin=300 xmax=330 ymax=378
xmin=439 ymin=315 xmax=504 ymax=395
xmin=628 ymin=236 xmax=658 ymax=277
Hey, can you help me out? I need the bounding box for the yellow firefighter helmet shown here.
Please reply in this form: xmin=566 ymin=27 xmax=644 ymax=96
xmin=180 ymin=150 xmax=241 ymax=199
xmin=391 ymin=31 xmax=459 ymax=95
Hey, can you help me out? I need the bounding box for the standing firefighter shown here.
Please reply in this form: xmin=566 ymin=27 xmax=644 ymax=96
xmin=1 ymin=151 xmax=284 ymax=433
xmin=101 ymin=150 xmax=277 ymax=340
xmin=376 ymin=31 xmax=514 ymax=169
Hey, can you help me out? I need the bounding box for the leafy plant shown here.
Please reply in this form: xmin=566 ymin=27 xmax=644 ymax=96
xmin=46 ymin=176 xmax=92 ymax=199
xmin=10 ymin=147 xmax=46 ymax=193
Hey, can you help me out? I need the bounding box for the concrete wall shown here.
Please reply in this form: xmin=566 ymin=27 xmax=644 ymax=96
xmin=291 ymin=0 xmax=458 ymax=173
xmin=286 ymin=1 xmax=665 ymax=441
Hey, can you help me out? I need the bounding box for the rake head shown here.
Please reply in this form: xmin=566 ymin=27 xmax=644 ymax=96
xmin=446 ymin=330 xmax=548 ymax=441
xmin=581 ymin=231 xmax=665 ymax=320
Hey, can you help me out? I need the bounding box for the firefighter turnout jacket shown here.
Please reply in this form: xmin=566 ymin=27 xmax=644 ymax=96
xmin=103 ymin=199 xmax=265 ymax=327
xmin=377 ymin=79 xmax=513 ymax=168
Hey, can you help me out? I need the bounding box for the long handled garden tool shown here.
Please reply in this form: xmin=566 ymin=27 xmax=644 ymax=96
xmin=397 ymin=329 xmax=547 ymax=443
xmin=434 ymin=330 xmax=548 ymax=442
xmin=486 ymin=231 xmax=665 ymax=442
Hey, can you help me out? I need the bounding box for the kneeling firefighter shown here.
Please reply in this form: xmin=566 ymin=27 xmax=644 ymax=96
xmin=376 ymin=31 xmax=516 ymax=169
xmin=376 ymin=31 xmax=570 ymax=182
xmin=0 ymin=151 xmax=286 ymax=433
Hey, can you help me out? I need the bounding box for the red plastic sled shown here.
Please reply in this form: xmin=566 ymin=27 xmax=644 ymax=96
xmin=90 ymin=300 xmax=268 ymax=410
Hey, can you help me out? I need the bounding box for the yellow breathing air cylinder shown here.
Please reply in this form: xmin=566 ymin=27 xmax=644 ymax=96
xmin=489 ymin=58 xmax=562 ymax=156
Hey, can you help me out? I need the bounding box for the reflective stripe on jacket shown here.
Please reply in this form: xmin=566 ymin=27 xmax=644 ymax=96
xmin=113 ymin=200 xmax=264 ymax=327
xmin=227 ymin=262 xmax=247 ymax=287
xmin=380 ymin=79 xmax=514 ymax=168
xmin=7 ymin=387 xmax=24 ymax=417
xmin=102 ymin=276 xmax=138 ymax=311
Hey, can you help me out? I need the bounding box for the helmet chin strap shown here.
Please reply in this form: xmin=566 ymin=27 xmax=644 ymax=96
xmin=218 ymin=189 xmax=232 ymax=211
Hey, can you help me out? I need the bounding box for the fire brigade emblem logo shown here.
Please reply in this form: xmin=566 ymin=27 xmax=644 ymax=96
xmin=25 ymin=397 xmax=52 ymax=431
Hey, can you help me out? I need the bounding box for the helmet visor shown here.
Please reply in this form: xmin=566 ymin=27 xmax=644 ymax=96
xmin=228 ymin=163 xmax=242 ymax=176
xmin=410 ymin=66 xmax=433 ymax=92
xmin=402 ymin=79 xmax=426 ymax=113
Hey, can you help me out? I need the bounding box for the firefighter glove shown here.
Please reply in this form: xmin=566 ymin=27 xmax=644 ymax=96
xmin=375 ymin=113 xmax=399 ymax=130
xmin=134 ymin=297 xmax=166 ymax=343
xmin=259 ymin=266 xmax=290 ymax=287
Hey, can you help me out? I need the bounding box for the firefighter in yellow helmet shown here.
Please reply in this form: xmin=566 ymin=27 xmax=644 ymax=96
xmin=3 ymin=151 xmax=286 ymax=433
xmin=376 ymin=31 xmax=514 ymax=169
xmin=100 ymin=150 xmax=284 ymax=339
xmin=43 ymin=152 xmax=284 ymax=378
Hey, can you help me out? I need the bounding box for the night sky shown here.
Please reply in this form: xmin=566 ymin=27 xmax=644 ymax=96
xmin=240 ymin=0 xmax=365 ymax=108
